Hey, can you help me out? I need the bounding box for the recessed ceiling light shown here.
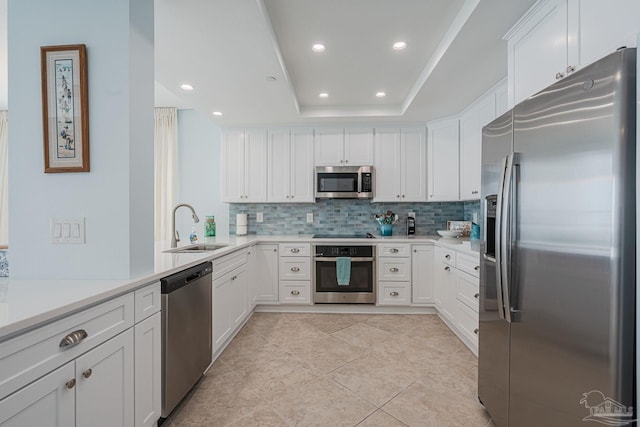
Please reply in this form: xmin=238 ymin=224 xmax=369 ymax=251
xmin=212 ymin=111 xmax=222 ymax=116
xmin=318 ymin=92 xmax=329 ymax=98
xmin=376 ymin=92 xmax=386 ymax=98
xmin=312 ymin=43 xmax=326 ymax=53
xmin=392 ymin=41 xmax=407 ymax=51
xmin=180 ymin=83 xmax=194 ymax=91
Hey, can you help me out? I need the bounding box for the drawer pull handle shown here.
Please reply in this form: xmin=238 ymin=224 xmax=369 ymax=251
xmin=389 ymin=267 xmax=399 ymax=273
xmin=65 ymin=379 xmax=76 ymax=389
xmin=291 ymin=248 xmax=300 ymax=253
xmin=474 ymin=293 xmax=480 ymax=299
xmin=291 ymin=267 xmax=300 ymax=272
xmin=444 ymin=266 xmax=451 ymax=271
xmin=82 ymin=369 xmax=93 ymax=379
xmin=474 ymin=266 xmax=480 ymax=271
xmin=390 ymin=291 xmax=399 ymax=297
xmin=291 ymin=290 xmax=300 ymax=295
xmin=59 ymin=329 xmax=88 ymax=350
xmin=390 ymin=248 xmax=399 ymax=253
xmin=474 ymin=328 xmax=479 ymax=335
xmin=445 ymin=254 xmax=451 ymax=259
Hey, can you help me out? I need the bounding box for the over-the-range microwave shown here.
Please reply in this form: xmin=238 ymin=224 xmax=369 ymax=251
xmin=315 ymin=166 xmax=374 ymax=199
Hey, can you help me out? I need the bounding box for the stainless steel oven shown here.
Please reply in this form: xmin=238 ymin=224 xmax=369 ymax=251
xmin=313 ymin=245 xmax=376 ymax=303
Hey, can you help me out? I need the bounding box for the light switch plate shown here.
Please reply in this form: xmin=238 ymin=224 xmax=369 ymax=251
xmin=256 ymin=212 xmax=264 ymax=223
xmin=51 ymin=218 xmax=85 ymax=244
xmin=307 ymin=213 xmax=313 ymax=223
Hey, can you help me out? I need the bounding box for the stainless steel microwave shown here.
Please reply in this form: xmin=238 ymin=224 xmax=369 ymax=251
xmin=315 ymin=166 xmax=374 ymax=199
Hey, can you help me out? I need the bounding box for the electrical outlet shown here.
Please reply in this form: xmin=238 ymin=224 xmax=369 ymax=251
xmin=307 ymin=213 xmax=313 ymax=223
xmin=473 ymin=212 xmax=478 ymax=223
xmin=256 ymin=212 xmax=264 ymax=223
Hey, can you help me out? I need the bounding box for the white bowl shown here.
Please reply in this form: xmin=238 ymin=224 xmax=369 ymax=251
xmin=437 ymin=230 xmax=462 ymax=238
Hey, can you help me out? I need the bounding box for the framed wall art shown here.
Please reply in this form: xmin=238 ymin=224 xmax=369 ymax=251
xmin=41 ymin=44 xmax=89 ymax=173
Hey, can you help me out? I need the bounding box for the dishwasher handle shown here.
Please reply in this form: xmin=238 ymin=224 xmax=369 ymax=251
xmin=161 ymin=262 xmax=213 ymax=294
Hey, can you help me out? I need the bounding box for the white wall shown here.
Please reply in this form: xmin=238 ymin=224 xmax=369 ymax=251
xmin=7 ymin=0 xmax=154 ymax=279
xmin=0 ymin=0 xmax=7 ymax=109
xmin=176 ymin=109 xmax=229 ymax=239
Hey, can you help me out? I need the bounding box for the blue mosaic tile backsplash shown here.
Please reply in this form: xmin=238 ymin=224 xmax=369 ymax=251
xmin=230 ymin=200 xmax=480 ymax=236
xmin=0 ymin=251 xmax=8 ymax=277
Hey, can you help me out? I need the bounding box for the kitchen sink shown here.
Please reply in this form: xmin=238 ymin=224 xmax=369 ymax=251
xmin=163 ymin=244 xmax=228 ymax=253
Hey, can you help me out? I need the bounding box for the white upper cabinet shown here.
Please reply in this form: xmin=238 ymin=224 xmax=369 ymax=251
xmin=267 ymin=129 xmax=314 ymax=203
xmin=314 ymin=128 xmax=374 ymax=166
xmin=506 ymin=0 xmax=639 ymax=106
xmin=459 ymin=91 xmax=497 ymax=200
xmin=222 ymin=129 xmax=267 ymax=203
xmin=374 ymin=128 xmax=426 ymax=202
xmin=427 ymin=119 xmax=459 ymax=202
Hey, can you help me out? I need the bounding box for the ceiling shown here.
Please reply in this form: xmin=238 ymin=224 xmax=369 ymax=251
xmin=154 ymin=0 xmax=537 ymax=127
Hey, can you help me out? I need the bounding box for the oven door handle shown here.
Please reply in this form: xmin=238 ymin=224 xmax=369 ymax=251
xmin=314 ymin=257 xmax=375 ymax=262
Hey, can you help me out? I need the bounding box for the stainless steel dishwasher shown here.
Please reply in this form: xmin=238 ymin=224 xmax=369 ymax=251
xmin=160 ymin=261 xmax=212 ymax=418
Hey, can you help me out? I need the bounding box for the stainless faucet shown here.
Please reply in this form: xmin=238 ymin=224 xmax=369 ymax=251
xmin=171 ymin=203 xmax=200 ymax=248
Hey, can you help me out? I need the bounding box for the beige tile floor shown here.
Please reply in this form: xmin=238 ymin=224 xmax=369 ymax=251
xmin=163 ymin=313 xmax=493 ymax=427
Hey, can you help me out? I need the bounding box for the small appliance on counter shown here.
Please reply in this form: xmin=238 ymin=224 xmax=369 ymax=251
xmin=407 ymin=212 xmax=416 ymax=236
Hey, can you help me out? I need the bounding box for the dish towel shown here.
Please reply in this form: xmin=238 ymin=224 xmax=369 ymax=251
xmin=336 ymin=257 xmax=351 ymax=286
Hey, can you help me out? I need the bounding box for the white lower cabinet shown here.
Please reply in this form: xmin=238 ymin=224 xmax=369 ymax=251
xmin=434 ymin=257 xmax=457 ymax=323
xmin=213 ymin=261 xmax=248 ymax=353
xmin=0 ymin=362 xmax=75 ymax=427
xmin=75 ymin=329 xmax=134 ymax=427
xmin=378 ymin=282 xmax=411 ymax=305
xmin=0 ymin=282 xmax=160 ymax=427
xmin=254 ymin=244 xmax=279 ymax=302
xmin=377 ymin=244 xmax=411 ymax=306
xmin=411 ymin=245 xmax=434 ymax=305
xmin=134 ymin=312 xmax=161 ymax=427
xmin=278 ymin=243 xmax=311 ymax=305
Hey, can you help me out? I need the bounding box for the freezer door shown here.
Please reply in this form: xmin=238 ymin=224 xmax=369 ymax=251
xmin=509 ymin=49 xmax=636 ymax=426
xmin=478 ymin=110 xmax=513 ymax=427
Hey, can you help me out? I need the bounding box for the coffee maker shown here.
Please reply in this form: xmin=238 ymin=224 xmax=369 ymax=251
xmin=406 ymin=212 xmax=416 ymax=236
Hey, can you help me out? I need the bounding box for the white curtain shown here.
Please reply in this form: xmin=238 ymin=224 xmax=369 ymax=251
xmin=154 ymin=108 xmax=178 ymax=242
xmin=0 ymin=111 xmax=7 ymax=247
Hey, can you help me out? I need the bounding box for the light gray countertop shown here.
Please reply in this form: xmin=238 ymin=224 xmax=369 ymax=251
xmin=0 ymin=234 xmax=479 ymax=341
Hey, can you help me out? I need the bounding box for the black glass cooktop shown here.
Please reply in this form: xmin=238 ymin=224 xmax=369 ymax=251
xmin=312 ymin=233 xmax=376 ymax=239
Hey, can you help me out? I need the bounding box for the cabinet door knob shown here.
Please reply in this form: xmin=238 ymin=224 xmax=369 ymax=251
xmin=59 ymin=329 xmax=88 ymax=350
xmin=413 ymin=249 xmax=417 ymax=252
xmin=291 ymin=195 xmax=294 ymax=199
xmin=345 ymin=160 xmax=349 ymax=163
xmin=291 ymin=267 xmax=300 ymax=272
xmin=291 ymin=248 xmax=300 ymax=253
xmin=65 ymin=379 xmax=76 ymax=389
xmin=82 ymin=369 xmax=93 ymax=379
xmin=390 ymin=248 xmax=399 ymax=253
xmin=444 ymin=266 xmax=451 ymax=271
xmin=555 ymin=72 xmax=565 ymax=80
xmin=402 ymin=195 xmax=405 ymax=198
xmin=474 ymin=266 xmax=480 ymax=271
xmin=396 ymin=195 xmax=400 ymax=198
xmin=566 ymin=65 xmax=576 ymax=74
xmin=474 ymin=328 xmax=479 ymax=335
xmin=291 ymin=290 xmax=300 ymax=295
xmin=445 ymin=254 xmax=450 ymax=259
xmin=390 ymin=291 xmax=399 ymax=297
xmin=389 ymin=267 xmax=399 ymax=273
xmin=274 ymin=249 xmax=277 ymax=252
xmin=474 ymin=293 xmax=480 ymax=299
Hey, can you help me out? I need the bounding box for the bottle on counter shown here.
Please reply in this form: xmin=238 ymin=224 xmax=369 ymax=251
xmin=205 ymin=216 xmax=216 ymax=237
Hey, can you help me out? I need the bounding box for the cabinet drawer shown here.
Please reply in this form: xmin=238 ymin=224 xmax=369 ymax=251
xmin=377 ymin=258 xmax=411 ymax=281
xmin=378 ymin=282 xmax=411 ymax=306
xmin=456 ymin=270 xmax=479 ymax=312
xmin=278 ymin=258 xmax=311 ymax=281
xmin=278 ymin=243 xmax=311 ymax=257
xmin=437 ymin=247 xmax=456 ymax=266
xmin=279 ymin=281 xmax=311 ymax=304
xmin=378 ymin=243 xmax=410 ymax=257
xmin=0 ymin=293 xmax=134 ymax=400
xmin=134 ymin=282 xmax=161 ymax=322
xmin=457 ymin=252 xmax=480 ymax=278
xmin=456 ymin=301 xmax=479 ymax=347
xmin=213 ymin=249 xmax=247 ymax=278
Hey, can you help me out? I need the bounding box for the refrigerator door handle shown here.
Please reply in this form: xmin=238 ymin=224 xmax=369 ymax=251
xmin=495 ymin=155 xmax=509 ymax=321
xmin=501 ymin=154 xmax=516 ymax=323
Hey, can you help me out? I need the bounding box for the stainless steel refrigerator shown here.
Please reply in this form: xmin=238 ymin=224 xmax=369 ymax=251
xmin=478 ymin=48 xmax=636 ymax=426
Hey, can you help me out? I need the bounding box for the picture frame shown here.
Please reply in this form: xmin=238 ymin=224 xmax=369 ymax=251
xmin=41 ymin=44 xmax=89 ymax=173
